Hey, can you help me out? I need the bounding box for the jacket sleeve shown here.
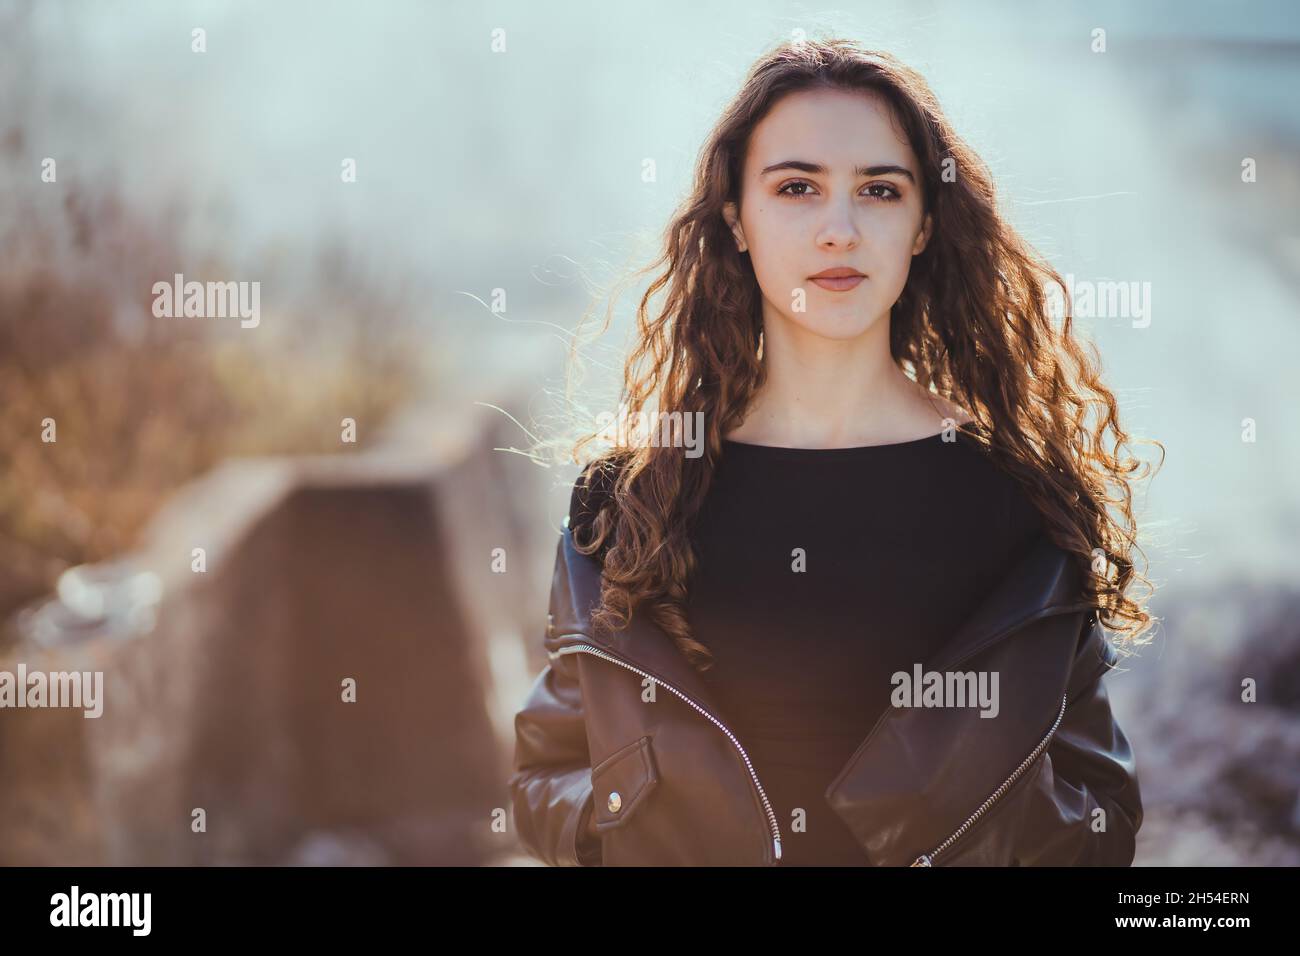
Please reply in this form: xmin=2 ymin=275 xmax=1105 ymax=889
xmin=507 ymin=586 xmax=603 ymax=866
xmin=509 ymin=467 xmax=620 ymax=866
xmin=1013 ymin=613 xmax=1144 ymax=866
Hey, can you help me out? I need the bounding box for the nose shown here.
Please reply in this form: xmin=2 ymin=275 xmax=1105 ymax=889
xmin=815 ymin=198 xmax=860 ymax=250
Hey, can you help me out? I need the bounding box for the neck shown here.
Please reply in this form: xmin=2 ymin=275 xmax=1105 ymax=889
xmin=730 ymin=314 xmax=959 ymax=448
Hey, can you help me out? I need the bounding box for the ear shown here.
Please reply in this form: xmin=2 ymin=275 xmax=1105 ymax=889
xmin=722 ymin=201 xmax=748 ymax=253
xmin=912 ymin=212 xmax=932 ymax=256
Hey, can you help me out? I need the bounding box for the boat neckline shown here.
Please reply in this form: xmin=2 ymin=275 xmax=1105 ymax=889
xmin=720 ymin=429 xmax=969 ymax=459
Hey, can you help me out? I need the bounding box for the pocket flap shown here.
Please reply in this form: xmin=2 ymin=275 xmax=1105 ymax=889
xmin=590 ymin=736 xmax=659 ymax=831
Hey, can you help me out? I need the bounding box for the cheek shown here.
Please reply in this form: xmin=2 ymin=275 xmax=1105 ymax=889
xmin=746 ymin=212 xmax=799 ymax=281
xmin=745 ymin=205 xmax=791 ymax=251
xmin=881 ymin=211 xmax=922 ymax=253
xmin=876 ymin=218 xmax=922 ymax=276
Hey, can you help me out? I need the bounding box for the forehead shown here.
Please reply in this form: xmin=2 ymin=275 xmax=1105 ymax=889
xmin=744 ymin=87 xmax=916 ymax=173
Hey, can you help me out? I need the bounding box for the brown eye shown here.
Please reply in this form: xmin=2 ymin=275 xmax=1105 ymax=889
xmin=776 ymin=180 xmax=815 ymax=198
xmin=865 ymin=183 xmax=902 ymax=201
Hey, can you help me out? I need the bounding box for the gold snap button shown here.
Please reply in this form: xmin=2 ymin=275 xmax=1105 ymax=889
xmin=607 ymin=791 xmax=622 ymax=813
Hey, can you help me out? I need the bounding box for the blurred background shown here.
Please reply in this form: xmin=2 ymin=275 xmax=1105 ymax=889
xmin=1 ymin=0 xmax=1297 ymax=865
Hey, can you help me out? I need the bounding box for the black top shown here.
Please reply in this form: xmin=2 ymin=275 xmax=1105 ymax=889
xmin=568 ymin=428 xmax=1045 ymax=866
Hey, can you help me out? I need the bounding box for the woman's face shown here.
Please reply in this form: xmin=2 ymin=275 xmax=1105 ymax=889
xmin=723 ymin=87 xmax=932 ymax=342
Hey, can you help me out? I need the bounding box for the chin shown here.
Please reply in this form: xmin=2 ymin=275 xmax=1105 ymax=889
xmin=788 ymin=312 xmax=881 ymax=341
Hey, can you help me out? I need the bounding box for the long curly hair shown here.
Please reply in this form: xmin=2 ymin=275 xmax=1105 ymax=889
xmin=555 ymin=37 xmax=1163 ymax=674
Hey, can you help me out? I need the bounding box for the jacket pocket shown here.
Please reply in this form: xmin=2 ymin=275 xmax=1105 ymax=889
xmin=590 ymin=735 xmax=659 ymax=832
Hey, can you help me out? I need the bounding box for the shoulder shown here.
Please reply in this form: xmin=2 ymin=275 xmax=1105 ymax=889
xmin=941 ymin=428 xmax=1045 ymax=540
xmin=975 ymin=441 xmax=1046 ymax=541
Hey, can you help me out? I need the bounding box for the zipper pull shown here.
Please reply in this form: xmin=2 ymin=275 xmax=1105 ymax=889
xmin=911 ymin=854 xmax=932 ymax=867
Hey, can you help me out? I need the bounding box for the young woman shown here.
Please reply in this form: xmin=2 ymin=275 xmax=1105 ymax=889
xmin=509 ymin=37 xmax=1160 ymax=867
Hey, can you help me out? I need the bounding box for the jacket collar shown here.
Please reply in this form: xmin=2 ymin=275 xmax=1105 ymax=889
xmin=548 ymin=521 xmax=1092 ymax=729
xmin=927 ymin=532 xmax=1093 ymax=672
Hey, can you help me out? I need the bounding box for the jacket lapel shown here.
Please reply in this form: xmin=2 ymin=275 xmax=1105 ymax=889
xmin=926 ymin=532 xmax=1094 ymax=673
xmin=823 ymin=533 xmax=1096 ymax=865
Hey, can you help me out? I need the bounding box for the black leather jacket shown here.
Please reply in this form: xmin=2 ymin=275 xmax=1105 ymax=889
xmin=509 ymin=520 xmax=1143 ymax=866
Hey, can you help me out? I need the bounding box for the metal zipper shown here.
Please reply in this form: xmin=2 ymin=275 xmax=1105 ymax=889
xmin=911 ymin=691 xmax=1069 ymax=867
xmin=549 ymin=640 xmax=784 ymax=864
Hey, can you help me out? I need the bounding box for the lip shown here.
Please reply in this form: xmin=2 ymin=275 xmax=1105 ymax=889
xmin=809 ymin=268 xmax=865 ymax=292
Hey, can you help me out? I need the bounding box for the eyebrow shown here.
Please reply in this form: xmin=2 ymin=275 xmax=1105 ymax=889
xmin=758 ymin=160 xmax=915 ymax=184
